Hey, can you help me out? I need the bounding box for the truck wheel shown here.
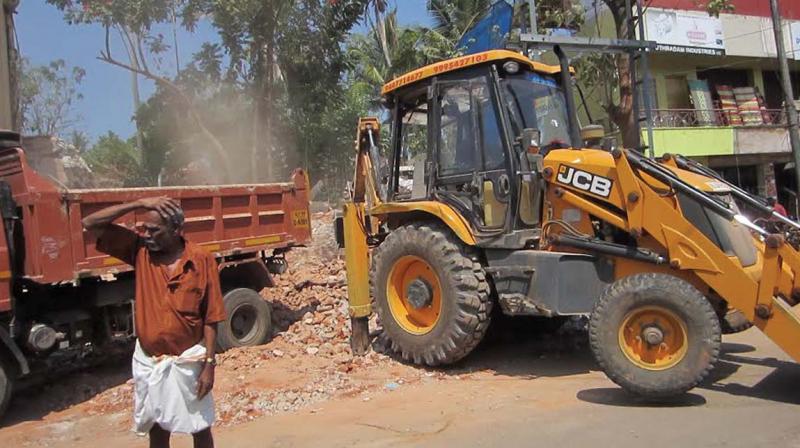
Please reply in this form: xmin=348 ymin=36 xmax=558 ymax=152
xmin=721 ymin=308 xmax=752 ymax=335
xmin=371 ymin=223 xmax=492 ymax=366
xmin=0 ymin=358 xmax=13 ymax=421
xmin=589 ymin=273 xmax=720 ymax=398
xmin=216 ymin=288 xmax=273 ymax=352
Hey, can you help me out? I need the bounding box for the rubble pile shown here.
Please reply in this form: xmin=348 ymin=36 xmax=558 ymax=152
xmin=214 ymin=351 xmax=399 ymax=426
xmin=210 ymin=211 xmax=404 ymax=425
xmin=266 ymin=211 xmax=353 ymax=356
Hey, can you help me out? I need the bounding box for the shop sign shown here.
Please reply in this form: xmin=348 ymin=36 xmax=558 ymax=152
xmin=645 ymin=8 xmax=725 ymax=56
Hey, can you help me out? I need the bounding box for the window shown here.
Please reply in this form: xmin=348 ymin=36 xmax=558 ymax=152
xmin=438 ymin=77 xmax=506 ymax=177
xmin=479 ymin=97 xmax=505 ymax=171
xmin=501 ymin=73 xmax=572 ymax=151
xmin=438 ymin=83 xmax=475 ymax=177
xmin=395 ymin=103 xmax=429 ymax=200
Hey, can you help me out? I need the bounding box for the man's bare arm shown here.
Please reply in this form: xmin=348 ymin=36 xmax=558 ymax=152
xmin=81 ymin=197 xmax=180 ymax=230
xmin=197 ymin=323 xmax=218 ymax=399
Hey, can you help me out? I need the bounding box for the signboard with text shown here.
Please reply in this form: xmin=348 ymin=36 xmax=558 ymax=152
xmin=645 ymin=8 xmax=725 ymax=56
xmin=791 ymin=21 xmax=800 ymax=59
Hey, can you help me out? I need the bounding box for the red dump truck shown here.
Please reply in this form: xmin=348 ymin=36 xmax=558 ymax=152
xmin=0 ymin=131 xmax=311 ymax=418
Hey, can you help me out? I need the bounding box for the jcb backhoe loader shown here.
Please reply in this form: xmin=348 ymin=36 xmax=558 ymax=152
xmin=339 ymin=49 xmax=800 ymax=397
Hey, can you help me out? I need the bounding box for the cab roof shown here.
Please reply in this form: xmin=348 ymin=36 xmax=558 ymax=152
xmin=381 ymin=50 xmax=566 ymax=96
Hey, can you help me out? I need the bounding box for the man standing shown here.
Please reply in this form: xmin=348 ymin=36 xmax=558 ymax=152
xmin=82 ymin=197 xmax=226 ymax=448
xmin=767 ymin=196 xmax=788 ymax=218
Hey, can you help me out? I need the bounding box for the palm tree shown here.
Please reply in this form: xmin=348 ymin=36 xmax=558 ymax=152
xmin=427 ymin=0 xmax=494 ymax=43
xmin=348 ymin=9 xmax=453 ymax=105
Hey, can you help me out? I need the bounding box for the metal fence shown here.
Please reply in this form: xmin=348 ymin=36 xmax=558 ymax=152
xmin=651 ymin=109 xmax=786 ymax=128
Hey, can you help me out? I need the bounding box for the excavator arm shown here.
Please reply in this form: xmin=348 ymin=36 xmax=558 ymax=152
xmin=544 ymin=148 xmax=800 ymax=363
xmin=343 ymin=117 xmax=382 ymax=355
xmin=662 ymin=152 xmax=800 ymax=339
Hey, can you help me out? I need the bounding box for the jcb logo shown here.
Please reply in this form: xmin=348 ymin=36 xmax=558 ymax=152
xmin=556 ymin=165 xmax=613 ymax=198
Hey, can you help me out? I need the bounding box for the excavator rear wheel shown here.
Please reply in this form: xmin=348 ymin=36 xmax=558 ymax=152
xmin=371 ymin=223 xmax=492 ymax=366
xmin=589 ymin=273 xmax=721 ymax=398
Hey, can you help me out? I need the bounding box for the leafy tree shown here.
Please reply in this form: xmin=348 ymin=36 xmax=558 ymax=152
xmin=181 ymin=0 xmax=371 ymax=181
xmin=47 ymin=0 xmax=372 ymax=184
xmin=19 ymin=59 xmax=86 ymax=137
xmin=427 ymin=0 xmax=494 ymax=43
xmin=45 ymin=0 xmax=239 ymax=180
xmin=68 ymin=130 xmax=91 ymax=153
xmin=308 ymin=78 xmax=374 ymax=204
xmin=84 ymin=131 xmax=148 ymax=186
xmin=45 ymin=0 xmax=186 ymax=150
xmin=347 ymin=9 xmax=453 ymax=105
xmin=133 ymin=48 xmax=259 ymax=186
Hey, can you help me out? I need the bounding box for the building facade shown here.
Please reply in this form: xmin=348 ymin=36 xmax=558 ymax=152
xmin=583 ymin=0 xmax=800 ymax=214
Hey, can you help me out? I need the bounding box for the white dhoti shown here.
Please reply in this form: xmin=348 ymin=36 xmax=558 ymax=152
xmin=132 ymin=340 xmax=215 ymax=435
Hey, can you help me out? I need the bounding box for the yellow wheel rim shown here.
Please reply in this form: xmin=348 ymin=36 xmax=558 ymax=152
xmin=386 ymin=255 xmax=442 ymax=335
xmin=618 ymin=306 xmax=689 ymax=371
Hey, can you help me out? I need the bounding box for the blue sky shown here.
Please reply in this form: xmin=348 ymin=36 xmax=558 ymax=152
xmin=16 ymin=1 xmax=432 ymax=143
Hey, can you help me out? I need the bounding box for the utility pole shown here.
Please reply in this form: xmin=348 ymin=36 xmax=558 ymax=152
xmin=770 ymin=0 xmax=800 ymax=190
xmin=527 ymin=0 xmax=540 ymax=61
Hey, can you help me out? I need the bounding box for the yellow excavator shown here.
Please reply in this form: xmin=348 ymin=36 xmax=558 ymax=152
xmin=338 ymin=49 xmax=800 ymax=397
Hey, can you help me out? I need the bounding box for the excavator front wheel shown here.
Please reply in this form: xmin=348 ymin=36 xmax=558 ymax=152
xmin=590 ymin=273 xmax=721 ymax=398
xmin=371 ymin=223 xmax=492 ymax=366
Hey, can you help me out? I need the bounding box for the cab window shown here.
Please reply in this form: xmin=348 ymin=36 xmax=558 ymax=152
xmin=437 ymin=77 xmax=506 ymax=178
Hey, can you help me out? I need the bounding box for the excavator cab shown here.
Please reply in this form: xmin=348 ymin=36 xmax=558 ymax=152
xmin=343 ymin=49 xmax=800 ymax=400
xmin=381 ymin=51 xmax=571 ymax=243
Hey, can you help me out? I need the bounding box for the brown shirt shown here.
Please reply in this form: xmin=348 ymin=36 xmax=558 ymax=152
xmin=97 ymin=225 xmax=227 ymax=356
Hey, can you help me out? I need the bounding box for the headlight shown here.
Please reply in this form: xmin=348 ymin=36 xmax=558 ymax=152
xmin=502 ymin=61 xmax=520 ymax=74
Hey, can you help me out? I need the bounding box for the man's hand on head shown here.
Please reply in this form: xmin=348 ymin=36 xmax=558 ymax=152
xmin=137 ymin=197 xmax=181 ymax=221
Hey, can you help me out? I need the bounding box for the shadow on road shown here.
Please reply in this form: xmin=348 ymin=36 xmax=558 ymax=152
xmin=373 ymin=315 xmax=596 ymax=380
xmin=719 ymin=342 xmax=756 ymax=355
xmin=1 ymin=354 xmax=132 ymax=428
xmin=576 ymin=388 xmax=706 ymax=407
xmin=700 ymin=353 xmax=800 ymax=405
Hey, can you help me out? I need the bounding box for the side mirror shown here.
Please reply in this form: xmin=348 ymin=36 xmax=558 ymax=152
xmin=518 ymin=128 xmax=541 ymax=153
xmin=581 ymin=124 xmax=605 ymax=148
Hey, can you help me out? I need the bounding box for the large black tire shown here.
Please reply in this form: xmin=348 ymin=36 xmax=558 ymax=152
xmin=0 ymin=358 xmax=12 ymax=421
xmin=589 ymin=273 xmax=721 ymax=398
xmin=371 ymin=223 xmax=492 ymax=366
xmin=721 ymin=308 xmax=753 ymax=335
xmin=216 ymin=288 xmax=273 ymax=352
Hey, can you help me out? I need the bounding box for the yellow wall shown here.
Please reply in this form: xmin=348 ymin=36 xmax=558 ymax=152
xmin=643 ymin=128 xmax=735 ymax=157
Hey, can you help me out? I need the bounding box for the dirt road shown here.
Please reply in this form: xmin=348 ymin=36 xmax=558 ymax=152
xmin=2 ymin=326 xmax=799 ymax=448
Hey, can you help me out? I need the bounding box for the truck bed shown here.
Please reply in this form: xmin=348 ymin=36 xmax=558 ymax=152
xmin=0 ymin=147 xmax=311 ymax=287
